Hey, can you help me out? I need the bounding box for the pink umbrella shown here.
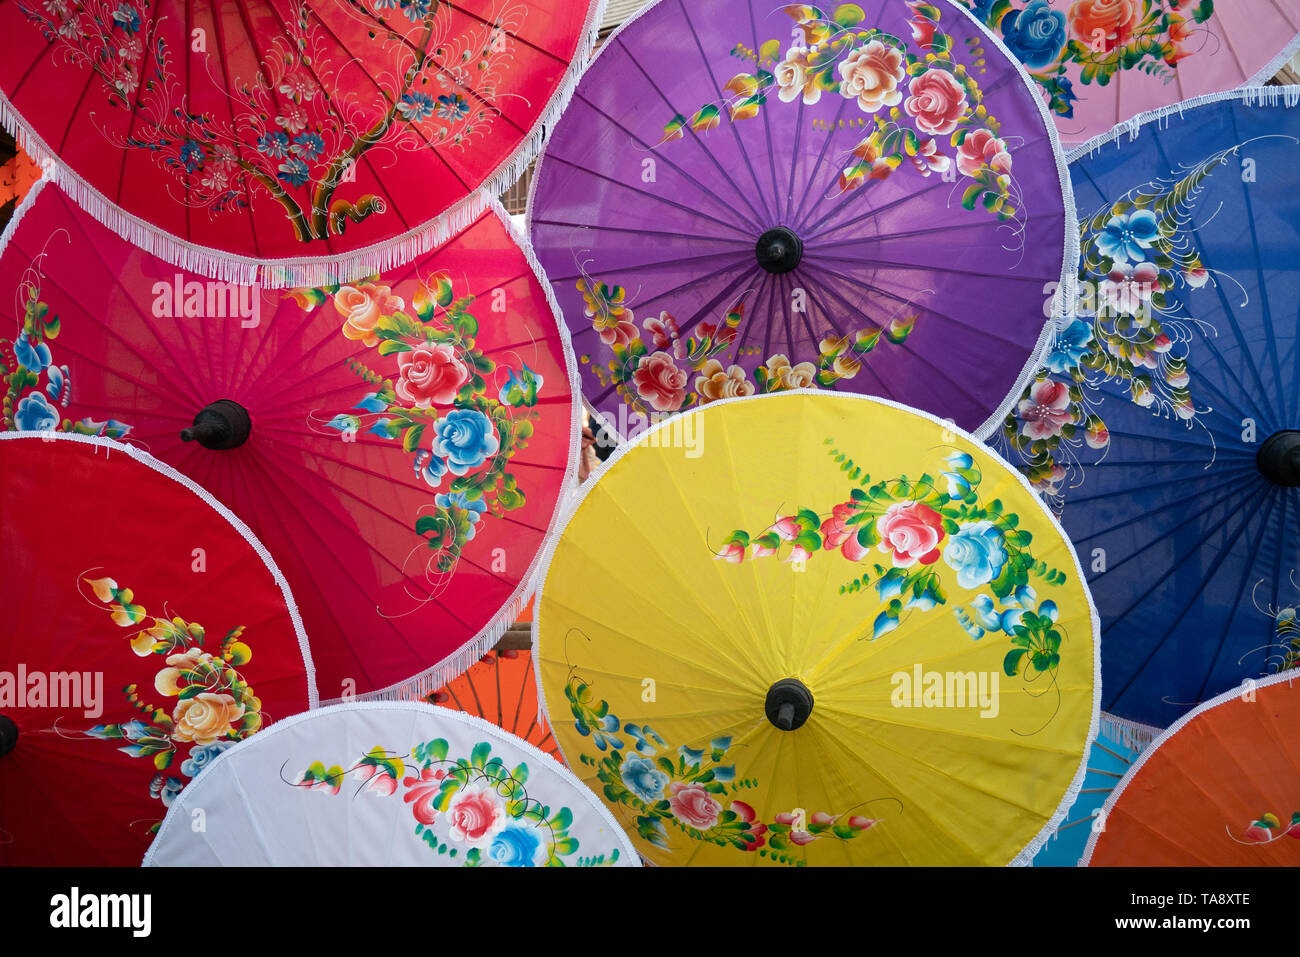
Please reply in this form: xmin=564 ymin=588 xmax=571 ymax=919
xmin=0 ymin=178 xmax=579 ymax=701
xmin=0 ymin=0 xmax=604 ymax=286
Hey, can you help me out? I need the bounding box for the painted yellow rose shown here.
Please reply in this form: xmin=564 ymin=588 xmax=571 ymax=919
xmin=695 ymin=359 xmax=755 ymax=404
xmin=334 ymin=282 xmax=405 ymax=347
xmin=765 ymin=354 xmax=819 ymax=390
xmin=172 ymin=693 xmax=245 ymax=746
xmin=155 ymin=648 xmax=217 ymax=696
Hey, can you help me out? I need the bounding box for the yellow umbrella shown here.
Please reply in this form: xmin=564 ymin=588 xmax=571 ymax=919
xmin=535 ymin=392 xmax=1098 ymax=866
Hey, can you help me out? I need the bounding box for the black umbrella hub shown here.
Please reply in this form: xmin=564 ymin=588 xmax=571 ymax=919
xmin=1258 ymin=430 xmax=1300 ymax=487
xmin=0 ymin=715 xmax=17 ymax=759
xmin=755 ymin=226 xmax=804 ymax=275
xmin=765 ymin=678 xmax=814 ymax=731
xmin=180 ymin=399 xmax=252 ymax=450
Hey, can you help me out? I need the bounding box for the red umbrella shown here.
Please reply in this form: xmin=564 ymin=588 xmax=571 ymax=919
xmin=0 ymin=0 xmax=604 ymax=286
xmin=0 ymin=433 xmax=315 ymax=865
xmin=0 ymin=180 xmax=579 ymax=701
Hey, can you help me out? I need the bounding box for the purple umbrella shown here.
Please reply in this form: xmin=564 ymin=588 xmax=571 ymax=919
xmin=529 ymin=0 xmax=1074 ymax=440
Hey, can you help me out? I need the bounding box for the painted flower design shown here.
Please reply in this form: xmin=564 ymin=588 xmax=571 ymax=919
xmin=15 ymin=391 xmax=59 ymax=430
xmin=335 ymin=282 xmax=405 ymax=347
xmin=903 ymin=68 xmax=967 ymax=136
xmin=414 ymin=448 xmax=450 ymax=488
xmin=488 ymin=824 xmax=544 ymax=866
xmin=668 ymin=781 xmax=723 ymax=831
xmin=179 ymin=741 xmax=234 ymax=778
xmin=1096 ymin=210 xmax=1159 ymax=263
xmin=695 ymin=359 xmax=755 ymax=404
xmin=14 ymin=333 xmax=51 ymax=373
xmin=956 ymin=129 xmax=1012 ymax=178
xmin=432 ymin=409 xmax=499 ymax=475
xmin=395 ymin=344 xmax=469 ymax=407
xmin=877 ymin=502 xmax=946 ymax=568
xmin=620 ymin=754 xmax=669 ymax=802
xmin=1000 ymin=0 xmax=1068 ymax=68
xmin=1102 ymin=261 xmax=1159 ymax=318
xmin=154 ymin=649 xmax=218 ymax=696
xmin=1017 ymin=379 xmax=1073 ymax=440
xmin=633 ymin=351 xmax=689 ymax=412
xmin=402 ymin=766 xmax=448 ymax=825
xmin=1045 ymin=319 xmax=1094 ymax=374
xmin=171 ymin=693 xmax=245 ymax=746
xmin=762 ymin=354 xmax=818 ymax=390
xmin=942 ymin=521 xmax=1009 ymax=589
xmin=447 ymin=782 xmax=507 ymax=847
xmin=775 ymin=47 xmax=821 ymax=105
xmin=1067 ymin=0 xmax=1138 ymax=52
xmin=838 ymin=40 xmax=906 ymax=113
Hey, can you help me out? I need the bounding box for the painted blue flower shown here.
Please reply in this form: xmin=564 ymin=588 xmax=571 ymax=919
xmin=487 ymin=824 xmax=542 ymax=867
xmin=942 ymin=521 xmax=1009 ymax=590
xmin=413 ymin=448 xmax=450 ymax=488
xmin=620 ymin=754 xmax=668 ymax=802
xmin=966 ymin=0 xmax=997 ymax=20
xmin=970 ymin=594 xmax=1004 ymax=631
xmin=353 ymin=392 xmax=389 ymax=414
xmin=433 ymin=409 xmax=499 ymax=476
xmin=1096 ymin=210 xmax=1159 ymax=263
xmin=402 ymin=0 xmax=435 ymax=22
xmin=624 ymin=723 xmax=665 ymax=755
xmin=292 ymin=131 xmax=325 ymax=161
xmin=679 ymin=745 xmax=704 ymax=767
xmin=499 ymin=363 xmax=544 ymax=407
xmin=436 ymin=94 xmax=470 ymax=121
xmin=180 ymin=741 xmax=234 ymax=778
xmin=15 ymin=391 xmax=58 ymax=431
xmin=398 ymin=92 xmax=437 ymax=122
xmin=112 ymin=2 xmax=141 ymax=34
xmin=575 ymin=710 xmax=622 ymax=751
xmin=46 ymin=364 xmax=70 ymax=404
xmin=14 ymin=333 xmax=51 ymax=374
xmin=149 ymin=774 xmax=184 ymax=808
xmin=435 ymin=491 xmax=487 ymax=540
xmin=1000 ymin=1 xmax=1067 ymax=68
xmin=277 ymin=157 xmax=310 ymax=187
xmin=257 ymin=131 xmax=291 ymax=158
xmin=1045 ymin=319 xmax=1094 ymax=374
xmin=179 ymin=139 xmax=205 ymax=173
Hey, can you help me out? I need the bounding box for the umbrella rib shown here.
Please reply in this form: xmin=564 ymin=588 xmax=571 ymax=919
xmin=1070 ymin=468 xmax=1265 ymax=547
xmin=537 ymin=152 xmax=756 ymax=239
xmin=546 ymin=248 xmax=766 ymax=283
xmin=528 ymin=218 xmax=750 ymax=248
xmin=604 ymin=40 xmax=768 ymax=232
xmin=679 ymin=0 xmax=776 ymax=224
xmin=1059 ymin=461 xmax=1257 ymax=508
xmin=1102 ymin=481 xmax=1276 ymax=711
xmin=789 ymin=95 xmax=850 ymax=230
xmin=1193 ymin=486 xmax=1286 ymax=705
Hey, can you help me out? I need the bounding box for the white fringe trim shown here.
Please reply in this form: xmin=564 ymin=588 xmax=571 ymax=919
xmin=1247 ymin=27 xmax=1300 ymax=88
xmin=0 ymin=432 xmax=319 ymax=709
xmin=1066 ymin=85 xmax=1300 ymax=164
xmin=321 ymin=194 xmax=585 ymax=704
xmin=1097 ymin=710 xmax=1161 ymax=753
xmin=1080 ymin=670 xmax=1300 ymax=866
xmin=0 ymin=166 xmax=52 ymax=260
xmin=142 ymin=700 xmax=641 ymax=866
xmin=527 ymin=389 xmax=1103 ymax=868
xmin=0 ymin=0 xmax=609 ymax=289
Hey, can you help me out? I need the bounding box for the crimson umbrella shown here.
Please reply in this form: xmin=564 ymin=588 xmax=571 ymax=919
xmin=0 ymin=433 xmax=315 ymax=865
xmin=0 ymin=179 xmax=579 ymax=701
xmin=0 ymin=0 xmax=605 ymax=286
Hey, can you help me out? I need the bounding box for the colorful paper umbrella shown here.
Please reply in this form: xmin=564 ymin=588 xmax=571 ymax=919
xmin=0 ymin=433 xmax=315 ymax=865
xmin=1031 ymin=711 xmax=1155 ymax=865
xmin=535 ymin=392 xmax=1099 ymax=866
xmin=995 ymin=88 xmax=1300 ymax=728
xmin=0 ymin=179 xmax=579 ymax=701
xmin=1083 ymin=670 xmax=1300 ymax=865
xmin=428 ymin=648 xmax=561 ymax=759
xmin=0 ymin=0 xmax=604 ymax=286
xmin=958 ymin=0 xmax=1300 ymax=147
xmin=143 ymin=702 xmax=637 ymax=866
xmin=528 ymin=0 xmax=1075 ymax=440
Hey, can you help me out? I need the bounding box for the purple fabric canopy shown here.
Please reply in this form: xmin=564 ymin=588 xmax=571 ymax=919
xmin=530 ymin=0 xmax=1073 ymax=439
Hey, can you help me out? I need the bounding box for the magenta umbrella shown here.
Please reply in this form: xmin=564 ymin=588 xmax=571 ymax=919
xmin=529 ymin=0 xmax=1075 ymax=440
xmin=0 ymin=178 xmax=580 ymax=701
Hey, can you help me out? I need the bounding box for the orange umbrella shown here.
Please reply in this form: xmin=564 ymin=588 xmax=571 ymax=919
xmin=1084 ymin=671 xmax=1300 ymax=866
xmin=427 ymin=648 xmax=560 ymax=762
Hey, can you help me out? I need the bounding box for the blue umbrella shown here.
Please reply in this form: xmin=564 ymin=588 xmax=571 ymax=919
xmin=1032 ymin=713 xmax=1155 ymax=867
xmin=995 ymin=88 xmax=1300 ymax=728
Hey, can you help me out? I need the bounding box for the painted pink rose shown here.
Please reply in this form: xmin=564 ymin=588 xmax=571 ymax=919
xmin=775 ymin=46 xmax=821 ymax=105
xmin=644 ymin=311 xmax=678 ymax=351
xmin=956 ymin=128 xmax=1012 ymax=177
xmin=731 ymin=800 xmax=768 ymax=851
xmin=837 ymin=40 xmax=906 ymax=113
xmin=820 ymin=502 xmax=861 ymax=549
xmin=598 ymin=318 xmax=638 ymax=347
xmin=903 ymin=68 xmax=967 ymax=136
xmin=402 ymin=767 xmax=449 ymax=825
xmin=716 ymin=542 xmax=745 ymax=564
xmin=669 ymin=781 xmax=722 ymax=830
xmin=841 ymin=532 xmax=871 ymax=562
xmin=359 ymin=765 xmax=399 ymax=796
xmin=770 ymin=516 xmax=801 ymax=542
xmin=907 ymin=0 xmax=937 ymax=48
xmin=633 ymin=351 xmax=688 ymax=412
xmin=447 ymin=784 xmax=507 ymax=846
xmin=395 ymin=344 xmax=469 ymax=407
xmin=911 ymin=137 xmax=951 ymax=176
xmin=1017 ymin=378 xmax=1074 ymax=440
xmin=876 ymin=501 xmax=945 ymax=568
